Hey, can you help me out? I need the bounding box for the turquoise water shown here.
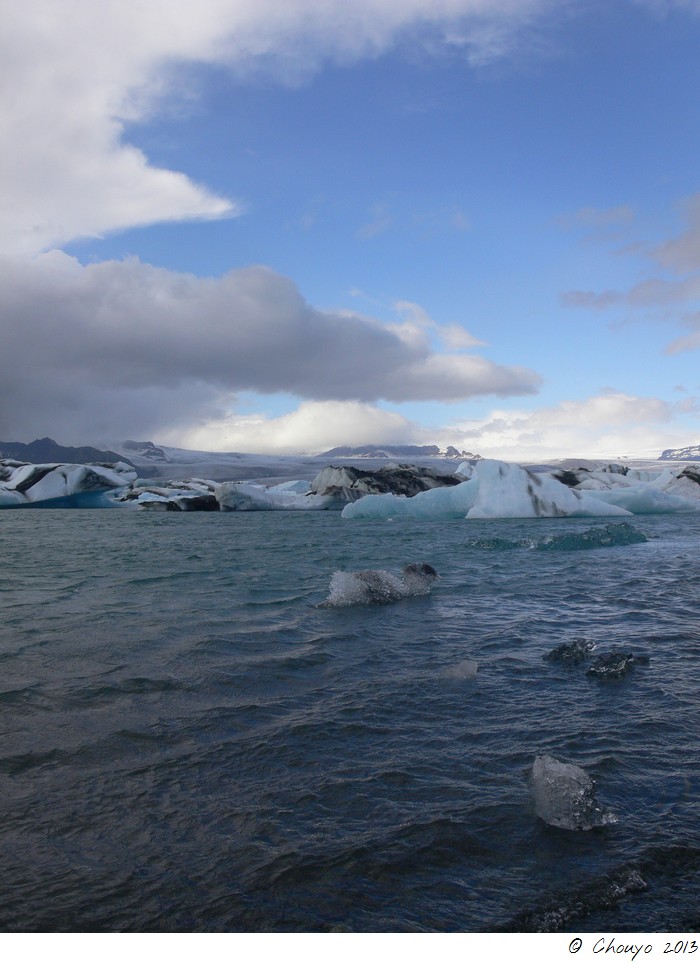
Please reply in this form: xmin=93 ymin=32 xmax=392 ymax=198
xmin=0 ymin=510 xmax=699 ymax=931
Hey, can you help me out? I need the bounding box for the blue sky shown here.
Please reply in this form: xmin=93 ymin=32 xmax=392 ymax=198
xmin=2 ymin=0 xmax=700 ymax=459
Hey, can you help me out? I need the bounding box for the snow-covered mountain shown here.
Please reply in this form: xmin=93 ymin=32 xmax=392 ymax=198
xmin=319 ymin=444 xmax=480 ymax=459
xmin=108 ymin=441 xmax=325 ymax=481
xmin=660 ymin=444 xmax=700 ymax=461
xmin=106 ymin=440 xmax=482 ymax=481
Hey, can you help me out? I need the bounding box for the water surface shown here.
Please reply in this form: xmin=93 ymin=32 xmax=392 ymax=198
xmin=0 ymin=510 xmax=698 ymax=931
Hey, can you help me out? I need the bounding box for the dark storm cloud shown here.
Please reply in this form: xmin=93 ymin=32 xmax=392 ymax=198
xmin=0 ymin=253 xmax=540 ymax=442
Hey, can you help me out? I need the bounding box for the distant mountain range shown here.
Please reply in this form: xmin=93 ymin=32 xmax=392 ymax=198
xmin=4 ymin=436 xmax=698 ymax=469
xmin=0 ymin=437 xmax=133 ymax=466
xmin=659 ymin=444 xmax=700 ymax=461
xmin=319 ymin=444 xmax=480 ymax=459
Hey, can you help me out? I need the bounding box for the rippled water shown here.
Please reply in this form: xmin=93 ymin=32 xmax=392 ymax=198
xmin=0 ymin=510 xmax=699 ymax=932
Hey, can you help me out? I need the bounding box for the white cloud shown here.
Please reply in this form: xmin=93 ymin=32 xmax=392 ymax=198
xmin=170 ymin=389 xmax=700 ymax=458
xmin=1 ymin=0 xmax=566 ymax=256
xmin=0 ymin=252 xmax=540 ymax=443
xmin=174 ymin=400 xmax=421 ymax=453
xmin=392 ymin=300 xmax=486 ymax=349
xmin=438 ymin=390 xmax=698 ymax=460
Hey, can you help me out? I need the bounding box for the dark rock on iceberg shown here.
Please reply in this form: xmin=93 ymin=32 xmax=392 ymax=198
xmin=680 ymin=464 xmax=700 ymax=486
xmin=309 ymin=463 xmax=462 ymax=502
xmin=114 ymin=478 xmax=220 ymax=511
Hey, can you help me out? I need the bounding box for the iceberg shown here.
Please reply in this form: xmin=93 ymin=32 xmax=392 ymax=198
xmin=115 ymin=478 xmax=220 ymax=511
xmin=2 ymin=452 xmax=699 ymax=515
xmin=342 ymin=458 xmax=700 ymax=521
xmin=216 ymin=481 xmax=337 ymax=511
xmin=343 ymin=460 xmax=625 ymax=520
xmin=321 ymin=563 xmax=438 ymax=607
xmin=0 ymin=459 xmax=136 ymax=507
xmin=441 ymin=658 xmax=478 ymax=680
xmin=530 ymin=755 xmax=616 ymax=830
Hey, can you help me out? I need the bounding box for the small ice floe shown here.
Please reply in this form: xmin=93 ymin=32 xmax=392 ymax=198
xmin=586 ymin=651 xmax=650 ymax=679
xmin=544 ymin=639 xmax=596 ymax=664
xmin=544 ymin=641 xmax=650 ymax=680
xmin=321 ymin=563 xmax=438 ymax=607
xmin=441 ymin=658 xmax=478 ymax=680
xmin=530 ymin=754 xmax=617 ymax=831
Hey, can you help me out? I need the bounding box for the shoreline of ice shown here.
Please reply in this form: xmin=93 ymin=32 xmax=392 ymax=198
xmin=1 ymin=454 xmax=699 ymax=517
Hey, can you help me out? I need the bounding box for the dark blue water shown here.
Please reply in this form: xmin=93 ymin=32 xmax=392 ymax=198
xmin=0 ymin=510 xmax=699 ymax=932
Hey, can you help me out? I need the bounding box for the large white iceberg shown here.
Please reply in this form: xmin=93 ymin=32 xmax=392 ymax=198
xmin=342 ymin=458 xmax=700 ymax=521
xmin=0 ymin=460 xmax=136 ymax=507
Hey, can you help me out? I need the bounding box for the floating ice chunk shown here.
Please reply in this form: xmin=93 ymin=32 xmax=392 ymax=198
xmin=537 ymin=522 xmax=647 ymax=550
xmin=544 ymin=639 xmax=596 ymax=664
xmin=442 ymin=658 xmax=478 ymax=680
xmin=322 ymin=563 xmax=438 ymax=607
xmin=530 ymin=755 xmax=616 ymax=830
xmin=586 ymin=651 xmax=650 ymax=679
xmin=216 ymin=481 xmax=336 ymax=511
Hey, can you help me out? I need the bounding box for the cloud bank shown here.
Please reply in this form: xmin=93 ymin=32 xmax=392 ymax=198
xmin=172 ymin=390 xmax=700 ymax=460
xmin=0 ymin=252 xmax=540 ymax=444
xmin=442 ymin=390 xmax=700 ymax=461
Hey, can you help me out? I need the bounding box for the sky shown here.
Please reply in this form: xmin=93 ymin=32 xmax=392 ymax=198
xmin=2 ymin=0 xmax=700 ymax=461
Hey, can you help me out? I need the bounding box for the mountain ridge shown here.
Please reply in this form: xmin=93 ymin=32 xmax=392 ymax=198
xmin=0 ymin=437 xmax=133 ymax=467
xmin=659 ymin=444 xmax=700 ymax=461
xmin=319 ymin=443 xmax=480 ymax=459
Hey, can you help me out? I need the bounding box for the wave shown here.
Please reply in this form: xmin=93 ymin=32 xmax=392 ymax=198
xmin=499 ymin=865 xmax=648 ymax=932
xmin=499 ymin=844 xmax=700 ymax=932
